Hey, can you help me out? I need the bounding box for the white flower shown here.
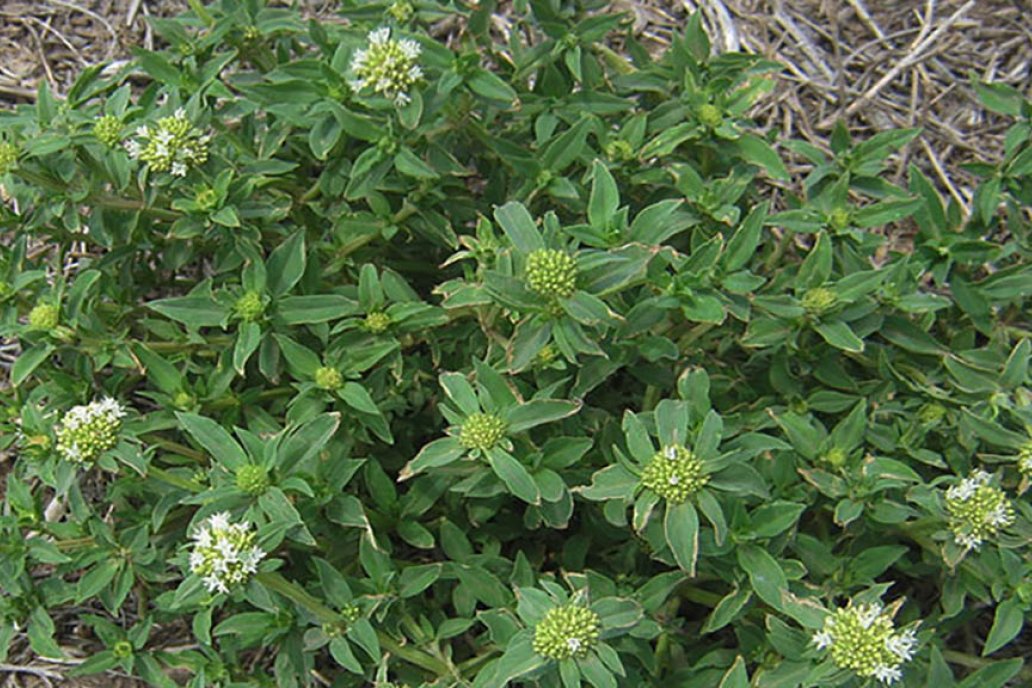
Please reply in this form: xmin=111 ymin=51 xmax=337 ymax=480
xmin=873 ymin=664 xmax=902 ymax=684
xmin=812 ymin=629 xmax=833 ymax=650
xmin=566 ymin=637 xmax=581 ymax=653
xmin=885 ymin=629 xmax=918 ymax=662
xmin=189 ymin=513 xmax=265 ymax=594
xmin=171 ymin=162 xmax=187 ymax=177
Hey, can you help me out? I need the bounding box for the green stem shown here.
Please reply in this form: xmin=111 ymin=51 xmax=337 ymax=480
xmin=144 ymin=437 xmax=207 ymax=462
xmin=186 ymin=0 xmax=216 ymax=27
xmin=146 ymin=466 xmax=203 ymax=493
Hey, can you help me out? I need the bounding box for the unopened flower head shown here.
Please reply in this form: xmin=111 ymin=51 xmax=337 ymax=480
xmin=945 ymin=470 xmax=1014 ymax=549
xmin=640 ymin=444 xmax=708 ymax=503
xmin=532 ymin=605 xmax=600 ymax=661
xmin=188 ymin=512 xmax=265 ymax=594
xmin=27 ymin=303 xmax=60 ymax=331
xmin=350 ymin=27 xmax=423 ymax=106
xmin=235 ymin=464 xmax=270 ymax=495
xmin=801 ymin=287 xmax=837 ymax=316
xmin=234 ymin=290 xmax=265 ymax=322
xmin=94 ymin=114 xmax=123 ymax=148
xmin=363 ymin=311 xmax=392 ymax=334
xmin=525 ymin=249 xmax=577 ymax=300
xmin=458 ymin=412 xmax=507 ymax=452
xmin=812 ymin=602 xmax=917 ymax=685
xmin=55 ymin=397 xmax=127 ymax=464
xmin=314 ymin=366 xmax=343 ymax=390
xmin=1017 ymin=443 xmax=1032 ymax=478
xmin=126 ymin=108 xmax=210 ymax=176
xmin=0 ymin=141 xmax=18 ymax=174
xmin=697 ymin=103 xmax=723 ymax=129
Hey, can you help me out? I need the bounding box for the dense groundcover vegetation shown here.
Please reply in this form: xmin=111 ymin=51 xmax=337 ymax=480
xmin=1 ymin=1 xmax=1031 ymax=686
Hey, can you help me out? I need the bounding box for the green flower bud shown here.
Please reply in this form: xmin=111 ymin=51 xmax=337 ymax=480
xmin=532 ymin=605 xmax=600 ymax=661
xmin=917 ymin=403 xmax=946 ymax=425
xmin=112 ymin=640 xmax=134 ymax=658
xmin=698 ymin=104 xmax=723 ymax=129
xmin=822 ymin=447 xmax=847 ymax=468
xmin=93 ymin=114 xmax=123 ymax=148
xmin=363 ymin=312 xmax=392 ymax=334
xmin=604 ymin=139 xmax=635 ymax=162
xmin=801 ymin=287 xmax=837 ymax=316
xmin=350 ymin=27 xmax=423 ymax=107
xmin=243 ymin=25 xmax=261 ymax=42
xmin=0 ymin=141 xmax=19 ymax=174
xmin=173 ymin=390 xmax=196 ymax=410
xmin=828 ymin=207 xmax=852 ymax=231
xmin=1017 ymin=443 xmax=1032 ymax=478
xmin=194 ymin=186 xmax=219 ymax=212
xmin=234 ymin=290 xmax=265 ymax=322
xmin=812 ymin=603 xmax=917 ymax=684
xmin=235 ymin=464 xmax=270 ymax=495
xmin=459 ymin=412 xmax=507 ymax=452
xmin=55 ymin=398 xmax=127 ymax=464
xmin=27 ymin=303 xmax=60 ymax=331
xmin=387 ymin=0 xmax=414 ymax=22
xmin=945 ymin=470 xmax=1015 ymax=549
xmin=314 ymin=366 xmax=343 ymax=390
xmin=640 ymin=445 xmax=709 ymax=504
xmin=525 ymin=249 xmax=577 ymax=300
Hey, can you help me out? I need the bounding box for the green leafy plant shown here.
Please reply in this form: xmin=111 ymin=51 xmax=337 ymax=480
xmin=1 ymin=1 xmax=1030 ymax=687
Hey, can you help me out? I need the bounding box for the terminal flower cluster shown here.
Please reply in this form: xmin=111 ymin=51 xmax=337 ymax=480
xmin=458 ymin=412 xmax=507 ymax=452
xmin=532 ymin=605 xmax=601 ymax=661
xmin=812 ymin=602 xmax=917 ymax=685
xmin=350 ymin=27 xmax=423 ymax=106
xmin=125 ymin=108 xmax=211 ymax=177
xmin=55 ymin=397 xmax=127 ymax=464
xmin=640 ymin=444 xmax=709 ymax=503
xmin=188 ymin=512 xmax=266 ymax=594
xmin=525 ymin=249 xmax=578 ymax=300
xmin=944 ymin=469 xmax=1014 ymax=549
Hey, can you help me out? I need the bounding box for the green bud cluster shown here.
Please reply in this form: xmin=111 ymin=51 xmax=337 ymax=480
xmin=801 ymin=287 xmax=837 ymax=316
xmin=112 ymin=640 xmax=134 ymax=658
xmin=189 ymin=512 xmax=265 ymax=594
xmin=812 ymin=603 xmax=917 ymax=685
xmin=363 ymin=312 xmax=392 ymax=334
xmin=28 ymin=303 xmax=60 ymax=331
xmin=55 ymin=398 xmax=126 ymax=464
xmin=350 ymin=27 xmax=423 ymax=106
xmin=235 ymin=464 xmax=270 ymax=495
xmin=525 ymin=249 xmax=577 ymax=300
xmin=1017 ymin=444 xmax=1032 ymax=478
xmin=234 ymin=290 xmax=265 ymax=322
xmin=821 ymin=447 xmax=847 ymax=468
xmin=945 ymin=470 xmax=1015 ymax=549
xmin=0 ymin=141 xmax=18 ymax=174
xmin=387 ymin=0 xmax=414 ymax=21
xmin=640 ymin=445 xmax=708 ymax=504
xmin=458 ymin=412 xmax=507 ymax=452
xmin=829 ymin=207 xmax=852 ymax=230
xmin=125 ymin=108 xmax=211 ymax=177
xmin=698 ymin=104 xmax=723 ymax=129
xmin=93 ymin=114 xmax=123 ymax=148
xmin=314 ymin=366 xmax=343 ymax=390
xmin=532 ymin=605 xmax=601 ymax=660
xmin=604 ymin=139 xmax=635 ymax=162
xmin=917 ymin=403 xmax=946 ymax=425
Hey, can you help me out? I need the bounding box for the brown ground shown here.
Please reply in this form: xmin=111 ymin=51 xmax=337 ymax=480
xmin=0 ymin=0 xmax=1029 ymax=685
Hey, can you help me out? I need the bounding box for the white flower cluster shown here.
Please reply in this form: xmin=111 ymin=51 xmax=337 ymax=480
xmin=188 ymin=512 xmax=266 ymax=594
xmin=350 ymin=27 xmax=423 ymax=106
xmin=945 ymin=470 xmax=1014 ymax=549
xmin=125 ymin=108 xmax=211 ymax=177
xmin=812 ymin=602 xmax=918 ymax=685
xmin=55 ymin=397 xmax=127 ymax=464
